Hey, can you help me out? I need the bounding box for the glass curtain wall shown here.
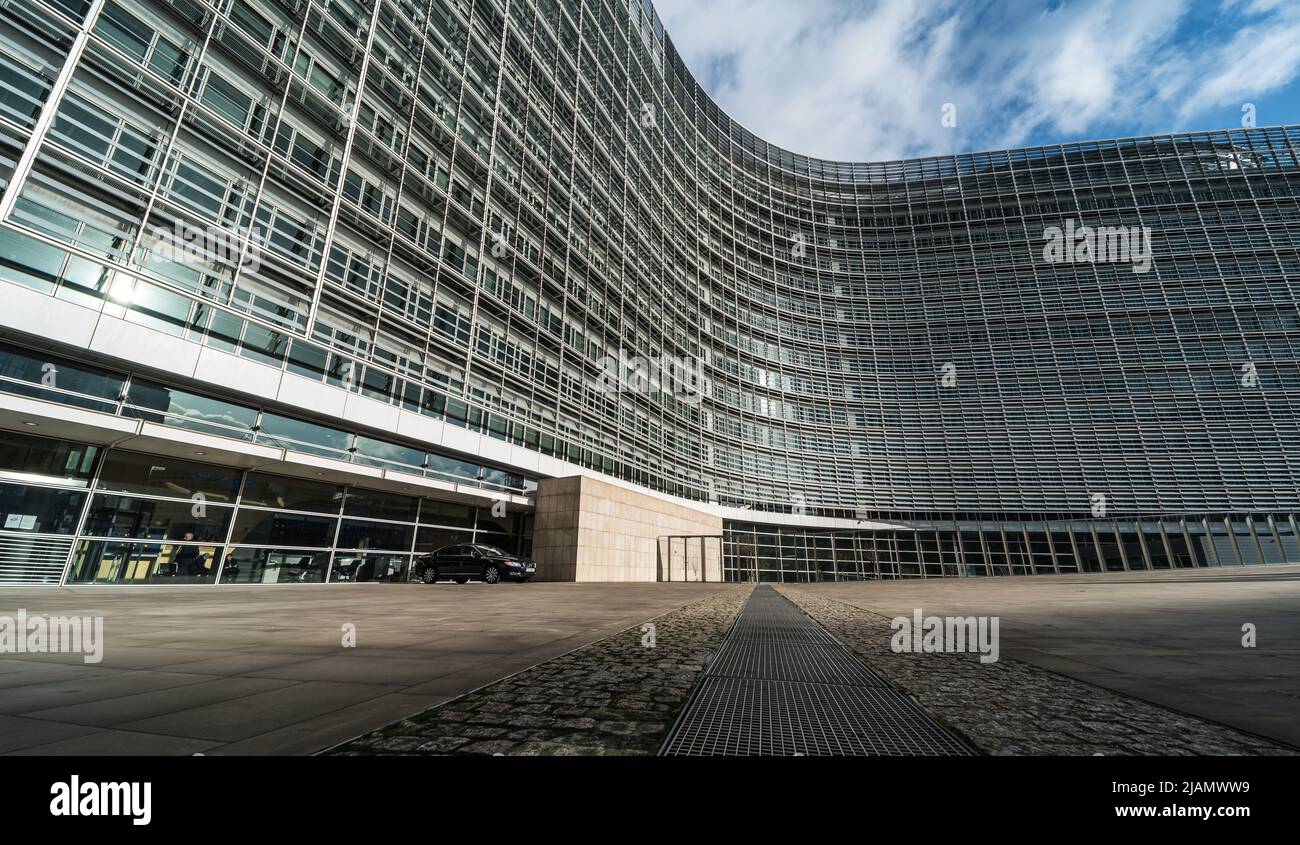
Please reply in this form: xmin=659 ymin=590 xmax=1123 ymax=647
xmin=722 ymin=518 xmax=1300 ymax=582
xmin=0 ymin=430 xmax=532 ymax=585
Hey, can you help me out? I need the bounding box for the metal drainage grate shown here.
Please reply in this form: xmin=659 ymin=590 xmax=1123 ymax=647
xmin=727 ymin=619 xmax=839 ymax=645
xmin=710 ymin=639 xmax=884 ymax=687
xmin=661 ymin=585 xmax=972 ymax=756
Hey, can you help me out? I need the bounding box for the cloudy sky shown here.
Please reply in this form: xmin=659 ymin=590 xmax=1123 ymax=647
xmin=652 ymin=0 xmax=1300 ymax=161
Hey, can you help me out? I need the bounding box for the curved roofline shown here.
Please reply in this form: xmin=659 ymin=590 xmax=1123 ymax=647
xmin=651 ymin=11 xmax=1293 ymax=176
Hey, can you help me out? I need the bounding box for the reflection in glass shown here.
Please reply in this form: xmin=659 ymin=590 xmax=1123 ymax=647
xmin=257 ymin=412 xmax=351 ymax=457
xmin=474 ymin=510 xmax=519 ymax=534
xmin=414 ymin=526 xmax=472 ymax=553
xmin=336 ymin=518 xmax=413 ymax=551
xmin=328 ymin=553 xmax=409 ymax=583
xmin=96 ymin=451 xmax=241 ymax=502
xmin=1253 ymin=517 xmax=1284 ymax=564
xmin=0 ymin=482 xmax=87 ymax=535
xmin=83 ymin=493 xmax=232 ymax=541
xmin=343 ymin=488 xmax=418 ymax=521
xmin=123 ymin=379 xmax=258 ymax=440
xmin=1276 ymin=517 xmax=1300 ymax=562
xmin=1209 ymin=519 xmax=1238 ymax=565
xmin=229 ymin=510 xmax=337 ymax=547
xmin=426 ymin=453 xmax=480 ymax=482
xmin=472 ymin=534 xmax=518 ymax=555
xmin=352 ymin=436 xmax=423 ymax=471
xmin=1233 ymin=519 xmax=1263 ymax=565
xmin=219 ymin=547 xmax=330 ymax=583
xmin=1183 ymin=520 xmax=1217 ymax=567
xmin=239 ymin=472 xmax=342 ymax=513
xmin=0 ymin=342 xmax=125 ymax=412
xmin=418 ymin=500 xmax=475 ymax=528
xmin=0 ymin=430 xmax=100 ymax=484
xmin=67 ymin=540 xmax=222 ymax=583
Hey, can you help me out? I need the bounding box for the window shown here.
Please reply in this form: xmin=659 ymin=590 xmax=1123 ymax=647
xmin=201 ymin=72 xmax=252 ymax=126
xmin=328 ymin=553 xmax=409 ymax=582
xmin=240 ymin=473 xmax=343 ymax=513
xmin=0 ymin=430 xmax=99 ymax=484
xmin=229 ymin=511 xmax=337 ymax=547
xmin=0 ymin=482 xmax=87 ymax=535
xmin=258 ymin=413 xmax=352 ymax=457
xmin=95 ymin=452 xmax=241 ymax=503
xmin=343 ymin=489 xmax=419 ymax=521
xmin=82 ymin=494 xmax=232 ymax=542
xmin=123 ymin=380 xmax=258 ymax=440
xmin=67 ymin=540 xmax=223 ymax=584
xmin=336 ymin=519 xmax=413 ymax=551
xmin=0 ymin=47 xmax=53 ymax=127
xmin=219 ymin=548 xmax=329 ymax=583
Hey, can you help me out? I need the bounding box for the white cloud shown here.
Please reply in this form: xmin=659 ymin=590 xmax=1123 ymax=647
xmin=1178 ymin=4 xmax=1300 ymax=119
xmin=652 ymin=0 xmax=1300 ymax=160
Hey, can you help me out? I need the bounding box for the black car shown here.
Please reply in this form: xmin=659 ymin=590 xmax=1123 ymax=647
xmin=416 ymin=544 xmax=536 ymax=584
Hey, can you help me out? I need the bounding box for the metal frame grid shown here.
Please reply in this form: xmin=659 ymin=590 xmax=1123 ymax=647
xmin=0 ymin=0 xmax=1295 ymax=530
xmin=661 ymin=586 xmax=972 ymax=756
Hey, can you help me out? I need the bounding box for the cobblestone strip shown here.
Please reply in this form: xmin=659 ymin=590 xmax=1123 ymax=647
xmin=779 ymin=587 xmax=1296 ymax=756
xmin=329 ymin=586 xmax=752 ymax=756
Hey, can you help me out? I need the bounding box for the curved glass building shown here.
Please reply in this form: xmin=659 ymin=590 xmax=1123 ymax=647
xmin=0 ymin=0 xmax=1297 ymax=585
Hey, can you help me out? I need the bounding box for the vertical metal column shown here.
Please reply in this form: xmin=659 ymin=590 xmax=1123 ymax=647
xmin=0 ymin=0 xmax=110 ymax=221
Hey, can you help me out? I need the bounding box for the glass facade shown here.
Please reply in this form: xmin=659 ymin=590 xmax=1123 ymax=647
xmin=723 ymin=517 xmax=1300 ymax=582
xmin=0 ymin=341 xmax=533 ymax=493
xmin=0 ymin=430 xmax=531 ymax=584
xmin=0 ymin=0 xmax=1297 ymax=582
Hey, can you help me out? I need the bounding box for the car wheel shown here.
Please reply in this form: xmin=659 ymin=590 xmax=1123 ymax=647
xmin=454 ymin=576 xmax=469 ymax=584
xmin=421 ymin=566 xmax=439 ymax=584
xmin=483 ymin=564 xmax=501 ymax=584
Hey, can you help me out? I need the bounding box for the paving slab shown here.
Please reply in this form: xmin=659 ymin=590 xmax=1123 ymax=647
xmin=0 ymin=714 xmax=100 ymax=753
xmin=333 ymin=586 xmax=751 ymax=756
xmin=791 ymin=565 xmax=1300 ymax=747
xmin=26 ymin=677 xmax=298 ymax=727
xmin=0 ymin=582 xmax=731 ymax=754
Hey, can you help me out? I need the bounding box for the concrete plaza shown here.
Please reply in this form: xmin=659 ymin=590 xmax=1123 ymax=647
xmin=0 ymin=567 xmax=1295 ymax=754
xmin=0 ymin=582 xmax=730 ymax=755
xmin=795 ymin=565 xmax=1300 ymax=747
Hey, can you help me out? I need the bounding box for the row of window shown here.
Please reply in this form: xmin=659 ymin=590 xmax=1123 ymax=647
xmin=0 ymin=340 xmax=531 ymax=491
xmin=0 ymin=430 xmax=532 ymax=585
xmin=1 ymin=0 xmax=1297 ymax=518
xmin=723 ymin=515 xmax=1300 ymax=581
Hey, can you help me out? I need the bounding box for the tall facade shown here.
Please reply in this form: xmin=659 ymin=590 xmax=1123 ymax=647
xmin=0 ymin=0 xmax=1297 ymax=585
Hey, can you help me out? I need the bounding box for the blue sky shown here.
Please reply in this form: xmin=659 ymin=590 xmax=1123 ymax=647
xmin=653 ymin=0 xmax=1300 ymax=161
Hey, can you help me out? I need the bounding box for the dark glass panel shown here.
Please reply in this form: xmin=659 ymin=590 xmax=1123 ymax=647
xmin=0 ymin=481 xmax=87 ymax=534
xmin=0 ymin=431 xmax=99 ymax=483
xmin=67 ymin=539 xmax=222 ymax=584
xmin=83 ymin=493 xmax=232 ymax=542
xmin=229 ymin=510 xmax=337 ymax=547
xmin=95 ymin=451 xmax=241 ymax=502
xmin=336 ymin=518 xmax=413 ymax=551
xmin=329 ymin=553 xmax=409 ymax=582
xmin=219 ymin=547 xmax=330 ymax=584
xmin=239 ymin=472 xmax=343 ymax=513
xmin=343 ymin=488 xmax=418 ymax=521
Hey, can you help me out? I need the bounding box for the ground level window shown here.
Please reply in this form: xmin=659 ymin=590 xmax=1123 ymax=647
xmin=67 ymin=540 xmax=222 ymax=584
